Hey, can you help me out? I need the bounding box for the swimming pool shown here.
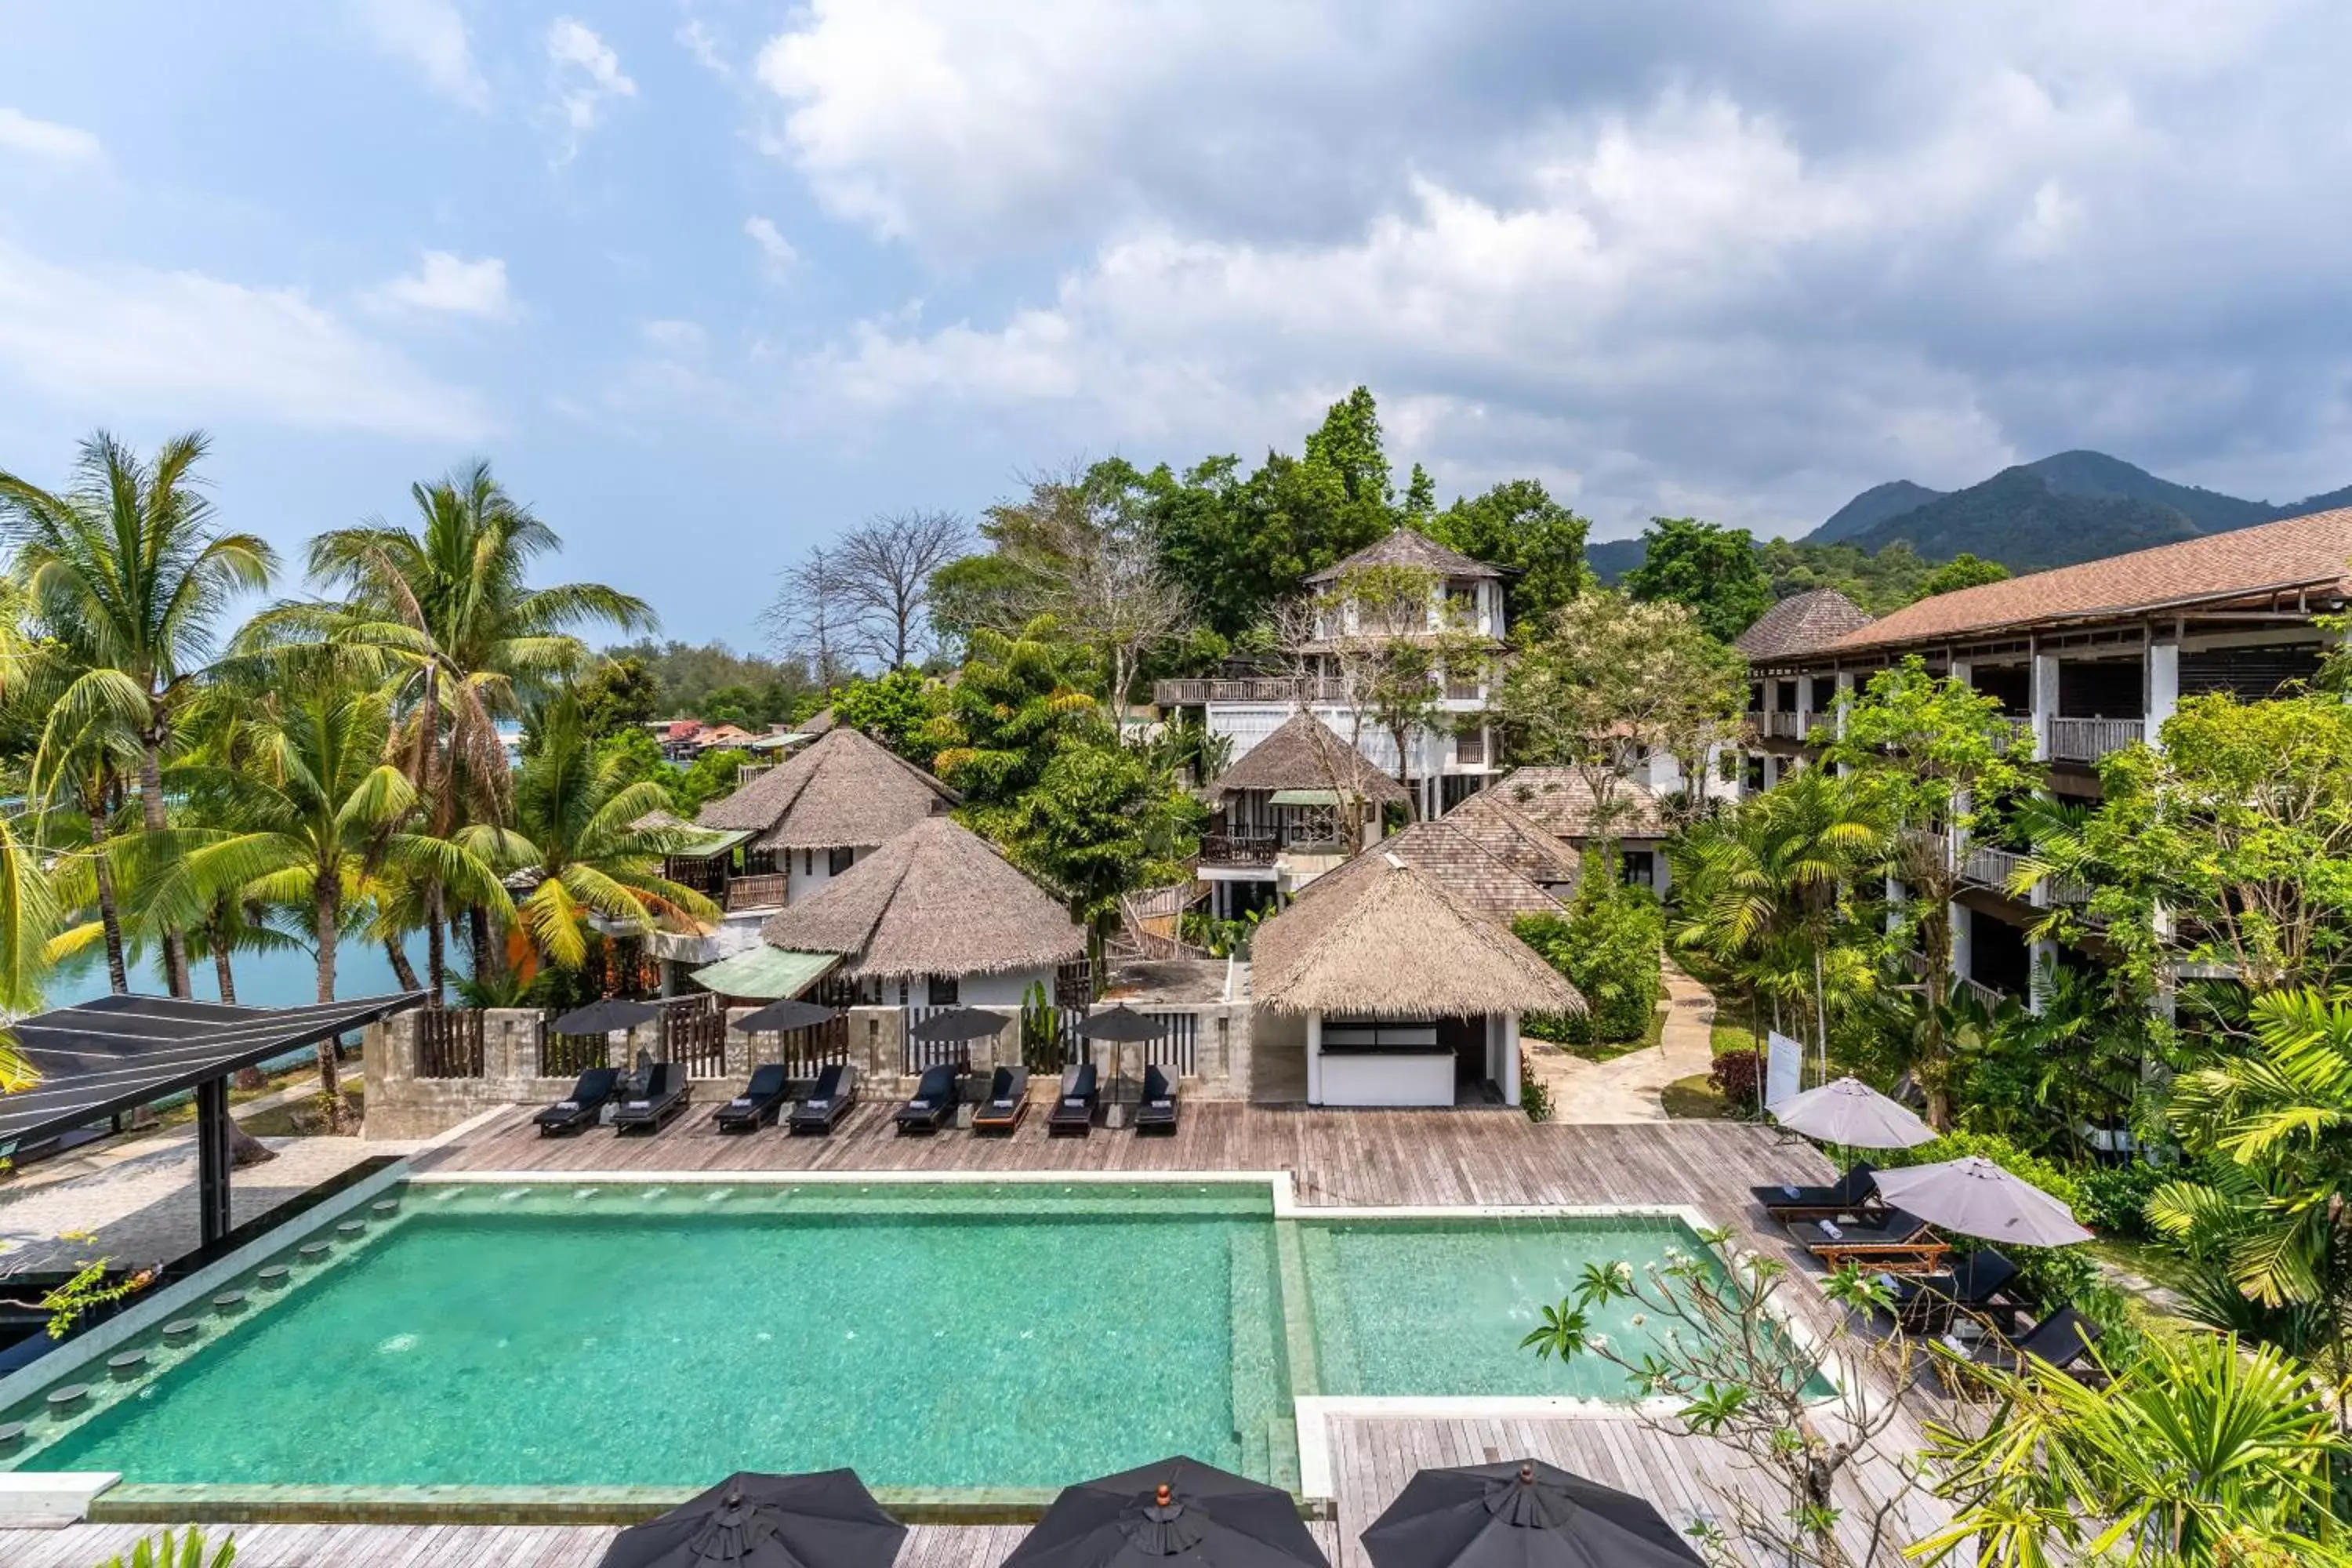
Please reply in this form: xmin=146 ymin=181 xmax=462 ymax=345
xmin=0 ymin=1178 xmax=1742 ymax=1502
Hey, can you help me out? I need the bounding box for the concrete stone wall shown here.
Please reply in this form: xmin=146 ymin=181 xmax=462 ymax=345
xmin=364 ymin=1000 xmax=1254 ymax=1141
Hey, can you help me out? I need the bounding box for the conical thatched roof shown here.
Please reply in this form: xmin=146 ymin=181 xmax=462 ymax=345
xmin=1490 ymin=767 xmax=1668 ymax=840
xmin=1209 ymin=712 xmax=1410 ymax=804
xmin=1439 ymin=789 xmax=1586 ymax=887
xmin=696 ymin=726 xmax=958 ymax=851
xmin=1306 ymin=527 xmax=1503 ymax=583
xmin=757 ymin=815 xmax=1083 ymax=979
xmin=1251 ymin=854 xmax=1583 ymax=1018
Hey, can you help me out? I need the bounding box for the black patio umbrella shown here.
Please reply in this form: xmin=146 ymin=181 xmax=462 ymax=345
xmin=1004 ymin=1457 xmax=1329 ymax=1568
xmin=908 ymin=1006 xmax=1011 ymax=1043
xmin=598 ymin=1469 xmax=906 ymax=1568
xmin=733 ymin=998 xmax=841 ymax=1034
xmin=1360 ymin=1460 xmax=1702 ymax=1568
xmin=551 ymin=997 xmax=664 ymax=1035
xmin=1076 ymin=1006 xmax=1166 ymax=1043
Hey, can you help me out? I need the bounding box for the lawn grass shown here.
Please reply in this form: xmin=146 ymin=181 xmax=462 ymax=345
xmin=1661 ymin=1072 xmax=1734 ymax=1119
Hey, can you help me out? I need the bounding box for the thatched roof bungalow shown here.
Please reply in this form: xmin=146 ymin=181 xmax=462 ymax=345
xmin=756 ymin=815 xmax=1083 ymax=1008
xmin=695 ymin=727 xmax=960 ymax=911
xmin=1250 ymin=852 xmax=1580 ymax=1109
xmin=1482 ymin=766 xmax=1672 ymax=891
xmin=1199 ymin=711 xmax=1406 ymax=916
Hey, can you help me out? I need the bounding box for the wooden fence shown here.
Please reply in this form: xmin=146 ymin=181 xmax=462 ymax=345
xmin=659 ymin=996 xmax=730 ymax=1079
xmin=414 ymin=1007 xmax=485 ymax=1079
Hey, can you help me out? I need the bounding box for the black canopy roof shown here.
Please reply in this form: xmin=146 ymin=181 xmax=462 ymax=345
xmin=0 ymin=991 xmax=427 ymax=1154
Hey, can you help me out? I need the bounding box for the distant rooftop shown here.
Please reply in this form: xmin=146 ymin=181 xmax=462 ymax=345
xmin=1305 ymin=526 xmax=1503 ymax=583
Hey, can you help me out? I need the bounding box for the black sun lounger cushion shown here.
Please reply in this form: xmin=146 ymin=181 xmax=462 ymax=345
xmin=789 ymin=1062 xmax=859 ymax=1133
xmin=895 ymin=1064 xmax=959 ymax=1133
xmin=1751 ymin=1162 xmax=1880 ymax=1221
xmin=1047 ymin=1062 xmax=1098 ymax=1135
xmin=713 ymin=1064 xmax=790 ymax=1131
xmin=1971 ymin=1305 xmax=2103 ymax=1372
xmin=972 ymin=1066 xmax=1029 ymax=1133
xmin=535 ymin=1067 xmax=620 ymax=1134
xmin=1134 ymin=1063 xmax=1178 ymax=1133
xmin=612 ymin=1063 xmax=689 ymax=1133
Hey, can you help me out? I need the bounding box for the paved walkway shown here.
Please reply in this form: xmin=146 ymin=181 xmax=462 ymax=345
xmin=1528 ymin=964 xmax=1717 ymax=1123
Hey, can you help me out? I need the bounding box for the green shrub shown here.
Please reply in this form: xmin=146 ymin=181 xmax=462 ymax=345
xmin=2074 ymin=1161 xmax=2168 ymax=1240
xmin=1520 ymin=1077 xmax=1552 ymax=1123
xmin=1513 ymin=870 xmax=1663 ymax=1044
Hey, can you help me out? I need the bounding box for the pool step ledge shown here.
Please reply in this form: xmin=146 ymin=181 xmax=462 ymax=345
xmin=0 ymin=1470 xmax=119 ymax=1527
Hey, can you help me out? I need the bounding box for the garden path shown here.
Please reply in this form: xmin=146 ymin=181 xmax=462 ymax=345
xmin=1528 ymin=963 xmax=1716 ymax=1123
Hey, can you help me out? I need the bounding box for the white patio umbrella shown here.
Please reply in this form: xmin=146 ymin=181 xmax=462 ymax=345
xmin=1871 ymin=1156 xmax=2096 ymax=1247
xmin=1767 ymin=1076 xmax=1936 ymax=1150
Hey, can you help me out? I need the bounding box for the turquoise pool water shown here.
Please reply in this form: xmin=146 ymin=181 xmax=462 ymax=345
xmin=10 ymin=1184 xmax=1737 ymax=1494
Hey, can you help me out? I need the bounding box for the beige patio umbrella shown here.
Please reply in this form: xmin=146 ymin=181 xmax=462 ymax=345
xmin=1871 ymin=1156 xmax=2096 ymax=1247
xmin=1768 ymin=1076 xmax=1936 ymax=1149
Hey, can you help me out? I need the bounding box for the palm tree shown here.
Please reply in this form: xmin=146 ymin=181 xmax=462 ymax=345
xmin=1668 ymin=764 xmax=1887 ymax=1070
xmin=473 ymin=694 xmax=715 ymax=971
xmin=0 ymin=812 xmax=58 ymax=1091
xmin=158 ymin=675 xmax=510 ymax=1120
xmin=252 ymin=463 xmax=653 ymax=994
xmin=0 ymin=431 xmax=275 ymax=998
xmin=1919 ymin=1331 xmax=2351 ymax=1566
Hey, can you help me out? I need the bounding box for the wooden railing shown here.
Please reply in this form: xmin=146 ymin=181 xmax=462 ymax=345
xmin=542 ymin=1026 xmax=607 ymax=1079
xmin=1454 ymin=729 xmax=1486 ymax=766
xmin=725 ymin=873 xmax=788 ymax=911
xmin=902 ymin=1005 xmax=985 ymax=1076
xmin=1959 ymin=841 xmax=2029 ymax=893
xmin=1200 ymin=831 xmax=1279 ymax=867
xmin=1152 ymin=677 xmax=1348 ymax=705
xmin=1764 ymin=710 xmax=1807 ymax=739
xmin=416 ymin=1007 xmax=485 ymax=1078
xmin=1960 ymin=977 xmax=2009 ymax=1012
xmin=660 ymin=996 xmax=729 ymax=1079
xmin=2048 ymin=717 xmax=2143 ymax=764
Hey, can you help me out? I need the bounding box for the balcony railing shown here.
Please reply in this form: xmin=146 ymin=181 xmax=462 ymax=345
xmin=1763 ymin=710 xmax=1807 ymax=740
xmin=1960 ymin=977 xmax=2009 ymax=1012
xmin=724 ymin=872 xmax=788 ymax=912
xmin=1454 ymin=729 xmax=1486 ymax=766
xmin=1443 ymin=681 xmax=1483 ymax=702
xmin=1200 ymin=830 xmax=1279 ymax=867
xmin=2047 ymin=716 xmax=2143 ymax=764
xmin=1153 ymin=677 xmax=1348 ymax=705
xmin=1959 ymin=841 xmax=2030 ymax=894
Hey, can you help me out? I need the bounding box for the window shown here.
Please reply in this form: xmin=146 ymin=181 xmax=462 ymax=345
xmin=828 ymin=845 xmax=855 ymax=876
xmin=1621 ymin=851 xmax=1656 ymax=888
xmin=1455 ymin=728 xmax=1486 ymax=765
xmin=927 ymin=974 xmax=960 ymax=1006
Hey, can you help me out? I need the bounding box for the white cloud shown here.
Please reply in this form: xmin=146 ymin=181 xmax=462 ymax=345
xmin=677 ymin=18 xmax=731 ymax=78
xmin=0 ymin=107 xmax=103 ymax=164
xmin=743 ymin=216 xmax=798 ymax=279
xmin=354 ymin=0 xmax=489 ymax=110
xmin=640 ymin=319 xmax=706 ymax=353
xmin=0 ymin=242 xmax=491 ymax=440
xmin=546 ymin=17 xmax=637 ymax=156
xmin=364 ymin=251 xmax=513 ymax=318
xmin=756 ymin=0 xmax=2352 ymax=531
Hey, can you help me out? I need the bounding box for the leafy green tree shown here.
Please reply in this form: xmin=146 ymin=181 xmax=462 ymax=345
xmin=576 ymin=655 xmax=658 ymax=738
xmin=1514 ymin=872 xmax=1662 ymax=1044
xmin=474 ymin=695 xmax=714 ymax=971
xmin=162 ymin=675 xmax=510 ymax=1116
xmin=669 ymin=746 xmax=750 ymax=818
xmin=1919 ymin=1330 xmax=2351 ymax=1568
xmin=1917 ymin=551 xmax=2009 ymax=597
xmin=1496 ymin=591 xmax=1744 ymax=842
xmin=925 ymin=551 xmax=1039 ymax=657
xmin=1427 ymin=478 xmax=1590 ymax=630
xmin=602 ymin=638 xmax=811 ymax=721
xmin=931 ymin=616 xmax=1108 ymax=833
xmin=260 ymin=461 xmax=654 ymax=993
xmin=593 ymin=724 xmax=667 ymax=790
xmin=2020 ymin=693 xmax=2352 ymax=996
xmin=1823 ymin=657 xmax=2040 ymax=1126
xmin=830 ymin=668 xmax=941 ymax=764
xmin=697 ymin=684 xmax=760 ymax=729
xmin=1624 ymin=517 xmax=1773 ymax=642
xmin=0 ymin=430 xmax=277 ymax=998
xmin=1400 ymin=461 xmax=1436 ymax=521
xmin=1004 ymin=740 xmax=1201 ymax=962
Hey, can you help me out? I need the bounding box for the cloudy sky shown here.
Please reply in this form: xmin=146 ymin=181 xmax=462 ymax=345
xmin=4 ymin=2 xmax=2350 ymax=645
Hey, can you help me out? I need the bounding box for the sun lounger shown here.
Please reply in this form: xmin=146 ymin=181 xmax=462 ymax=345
xmin=534 ymin=1067 xmax=620 ymax=1136
xmin=612 ymin=1062 xmax=689 ymax=1134
xmin=1751 ymin=1162 xmax=1880 ymax=1222
xmin=1047 ymin=1062 xmax=1098 ymax=1136
xmin=1132 ymin=1063 xmax=1178 ymax=1134
xmin=712 ymin=1063 xmax=790 ymax=1133
xmin=1970 ymin=1305 xmax=2103 ymax=1375
xmin=972 ymin=1066 xmax=1029 ymax=1135
xmin=788 ymin=1062 xmax=858 ymax=1134
xmin=1791 ymin=1209 xmax=1948 ymax=1275
xmin=1892 ymin=1249 xmax=2021 ymax=1332
xmin=894 ymin=1064 xmax=959 ymax=1134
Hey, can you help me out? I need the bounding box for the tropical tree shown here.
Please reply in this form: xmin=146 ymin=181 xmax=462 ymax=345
xmin=1823 ymin=657 xmax=2039 ymax=1126
xmin=0 ymin=430 xmax=277 ymax=998
xmin=474 ymin=694 xmax=716 ymax=971
xmin=1623 ymin=516 xmax=1773 ymax=643
xmin=1918 ymin=1331 xmax=2352 ymax=1566
xmin=1004 ymin=738 xmax=1202 ymax=963
xmin=158 ymin=675 xmax=511 ymax=1120
xmin=256 ymin=462 xmax=654 ymax=993
xmin=929 ymin=615 xmax=1107 ymax=834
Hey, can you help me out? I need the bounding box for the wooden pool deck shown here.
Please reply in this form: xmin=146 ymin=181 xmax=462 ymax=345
xmin=6 ymin=1112 xmax=1952 ymax=1566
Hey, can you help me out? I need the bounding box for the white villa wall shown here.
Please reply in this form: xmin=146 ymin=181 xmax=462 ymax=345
xmin=782 ymin=844 xmax=872 ymax=905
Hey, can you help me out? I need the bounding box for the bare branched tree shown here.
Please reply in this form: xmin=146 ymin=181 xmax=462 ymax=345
xmin=764 ymin=510 xmax=967 ymax=673
xmin=988 ymin=463 xmax=1192 ymax=717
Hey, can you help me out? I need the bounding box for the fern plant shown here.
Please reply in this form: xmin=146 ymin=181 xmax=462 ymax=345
xmin=92 ymin=1526 xmax=235 ymax=1568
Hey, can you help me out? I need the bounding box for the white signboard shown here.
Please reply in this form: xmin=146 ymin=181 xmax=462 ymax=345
xmin=1765 ymin=1029 xmax=1805 ymax=1112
